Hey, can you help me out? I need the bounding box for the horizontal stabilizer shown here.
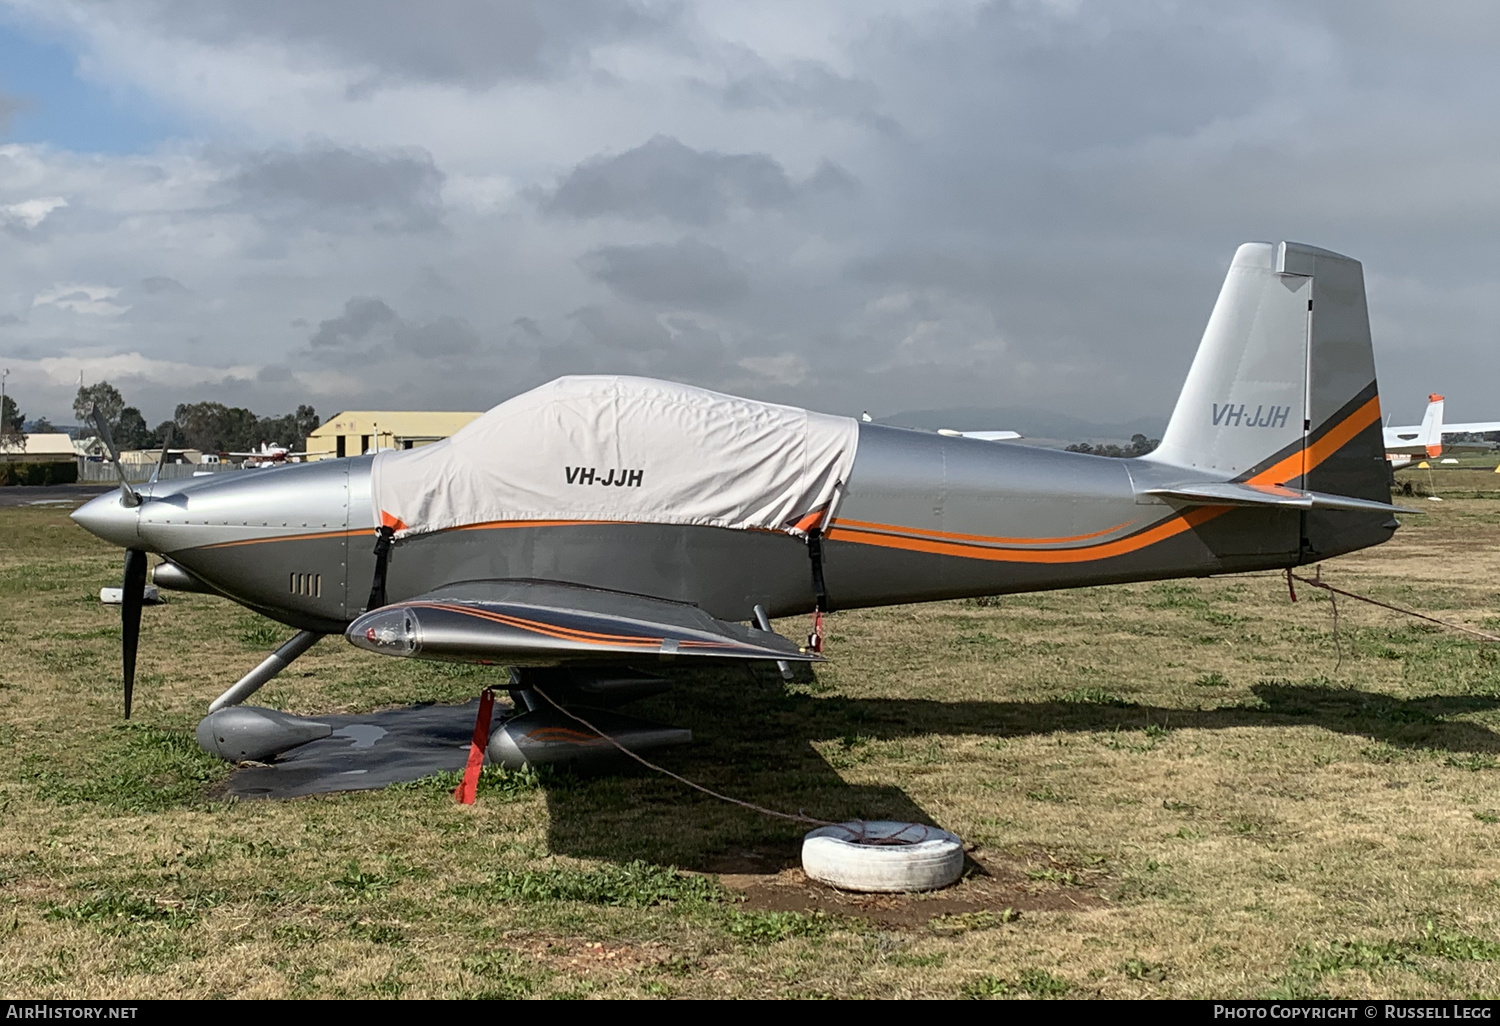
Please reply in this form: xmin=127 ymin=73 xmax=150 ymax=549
xmin=348 ymin=579 xmax=817 ymax=666
xmin=1144 ymin=481 xmax=1419 ymax=515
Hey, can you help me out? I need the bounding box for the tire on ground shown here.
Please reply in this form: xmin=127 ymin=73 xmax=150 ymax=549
xmin=801 ymin=820 xmax=964 ymax=893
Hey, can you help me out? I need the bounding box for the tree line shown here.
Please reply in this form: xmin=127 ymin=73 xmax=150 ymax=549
xmin=71 ymin=381 xmax=320 ymax=454
xmin=1065 ymin=433 xmax=1160 ymax=458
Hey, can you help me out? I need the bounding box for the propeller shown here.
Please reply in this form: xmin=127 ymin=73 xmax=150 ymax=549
xmin=89 ymin=405 xmax=140 ymax=507
xmin=121 ymin=548 xmax=147 ymax=719
xmin=149 ymin=423 xmax=174 ymax=486
xmin=89 ymin=405 xmax=148 ymax=717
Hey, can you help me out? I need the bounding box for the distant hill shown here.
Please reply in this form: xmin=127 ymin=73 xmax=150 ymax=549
xmin=878 ymin=406 xmax=1168 ymax=445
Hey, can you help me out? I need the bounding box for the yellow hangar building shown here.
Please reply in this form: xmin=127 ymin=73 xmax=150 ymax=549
xmin=304 ymin=411 xmax=482 ymax=461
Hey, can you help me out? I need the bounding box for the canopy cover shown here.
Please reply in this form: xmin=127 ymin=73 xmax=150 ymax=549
xmin=370 ymin=375 xmax=860 ymax=540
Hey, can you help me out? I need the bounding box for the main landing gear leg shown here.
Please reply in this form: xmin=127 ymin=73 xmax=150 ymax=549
xmin=752 ymin=605 xmax=795 ymax=681
xmin=208 ymin=630 xmax=323 ymax=712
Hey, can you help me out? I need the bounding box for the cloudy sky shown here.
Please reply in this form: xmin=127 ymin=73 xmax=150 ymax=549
xmin=1 ymin=0 xmax=1498 ymax=428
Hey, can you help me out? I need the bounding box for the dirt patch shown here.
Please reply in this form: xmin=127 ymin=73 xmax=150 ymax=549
xmin=715 ymin=847 xmax=1107 ymax=927
xmin=702 ymin=843 xmax=801 ymax=876
xmin=515 ymin=935 xmax=670 ymax=974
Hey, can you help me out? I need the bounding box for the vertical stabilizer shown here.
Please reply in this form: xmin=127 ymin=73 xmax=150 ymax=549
xmin=1147 ymin=242 xmax=1389 ymax=506
xmin=1147 ymin=242 xmax=1309 ymax=479
xmin=1418 ymin=394 xmax=1445 ymax=457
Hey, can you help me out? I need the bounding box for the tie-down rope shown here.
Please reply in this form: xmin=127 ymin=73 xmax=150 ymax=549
xmin=1286 ymin=567 xmax=1500 ymax=672
xmin=530 ymin=684 xmax=837 ymax=827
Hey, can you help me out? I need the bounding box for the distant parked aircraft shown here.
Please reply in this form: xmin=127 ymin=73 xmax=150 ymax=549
xmin=226 ymin=443 xmax=307 ymax=468
xmin=1384 ymin=395 xmax=1500 ymax=467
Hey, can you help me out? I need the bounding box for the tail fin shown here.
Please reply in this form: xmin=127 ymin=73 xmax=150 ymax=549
xmin=1147 ymin=241 xmax=1390 ymax=506
xmin=1418 ymin=393 xmax=1445 ymax=457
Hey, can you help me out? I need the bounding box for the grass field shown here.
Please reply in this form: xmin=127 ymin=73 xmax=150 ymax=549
xmin=2 ymin=491 xmax=1500 ymax=999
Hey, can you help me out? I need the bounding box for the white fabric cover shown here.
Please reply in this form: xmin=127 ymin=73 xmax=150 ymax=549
xmin=370 ymin=375 xmax=860 ymax=540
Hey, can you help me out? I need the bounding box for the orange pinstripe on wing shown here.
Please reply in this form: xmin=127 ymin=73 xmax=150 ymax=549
xmin=411 ymin=601 xmax=740 ymax=651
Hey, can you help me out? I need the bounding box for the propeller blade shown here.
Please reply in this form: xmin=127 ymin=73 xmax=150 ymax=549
xmin=148 ymin=423 xmax=174 ymax=486
xmin=121 ymin=548 xmax=147 ymax=719
xmin=90 ymin=406 xmax=141 ymax=508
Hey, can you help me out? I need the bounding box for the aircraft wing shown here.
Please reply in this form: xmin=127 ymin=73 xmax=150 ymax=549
xmin=937 ymin=429 xmax=1022 ymax=441
xmin=1143 ymin=481 xmax=1417 ymax=514
xmin=346 ymin=579 xmax=817 ymax=666
xmin=1442 ymin=422 xmax=1500 ymax=436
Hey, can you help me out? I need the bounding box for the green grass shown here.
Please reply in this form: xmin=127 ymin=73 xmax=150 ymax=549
xmin=489 ymin=861 xmax=727 ymax=908
xmin=45 ymin=890 xmax=214 ymax=933
xmin=25 ymin=724 xmax=227 ymax=812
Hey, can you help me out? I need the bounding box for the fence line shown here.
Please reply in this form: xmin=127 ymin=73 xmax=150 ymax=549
xmin=77 ymin=461 xmax=242 ymax=484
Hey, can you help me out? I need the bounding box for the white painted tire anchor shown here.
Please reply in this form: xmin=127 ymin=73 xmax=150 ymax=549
xmin=801 ymin=820 xmax=964 ymax=893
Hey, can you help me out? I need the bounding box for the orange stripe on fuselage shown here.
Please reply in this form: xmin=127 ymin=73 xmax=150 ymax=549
xmin=194 ymin=519 xmax=612 ymax=550
xmin=831 ymin=393 xmax=1386 ymax=565
xmin=1244 ymin=394 xmax=1383 ymax=487
xmin=826 ymin=505 xmax=1229 ymax=563
xmin=830 ymin=516 xmax=1138 ymax=547
xmin=199 ymin=527 xmax=377 ymax=549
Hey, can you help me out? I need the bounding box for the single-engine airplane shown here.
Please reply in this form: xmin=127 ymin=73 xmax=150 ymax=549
xmin=1384 ymin=394 xmax=1500 ymax=468
xmin=226 ymin=442 xmax=307 ymax=468
xmin=73 ymin=241 xmax=1412 ymax=769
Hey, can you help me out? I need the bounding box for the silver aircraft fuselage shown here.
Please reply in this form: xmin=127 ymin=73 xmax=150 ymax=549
xmin=72 ymin=422 xmax=1393 ymax=634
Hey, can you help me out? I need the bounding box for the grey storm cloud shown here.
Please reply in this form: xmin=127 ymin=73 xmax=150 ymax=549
xmin=309 ymin=297 xmax=480 ymax=358
xmin=12 ymin=1 xmax=1500 ymax=427
xmin=580 ymin=239 xmax=747 ymax=307
xmin=232 ymin=144 xmax=444 ymax=231
xmin=711 ymin=60 xmax=899 ymax=135
xmin=564 ymin=303 xmax=730 ymax=380
xmin=542 ymin=135 xmax=854 ymax=225
xmin=111 ymin=0 xmax=671 ymax=88
xmin=255 ymin=363 xmax=293 ymax=383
